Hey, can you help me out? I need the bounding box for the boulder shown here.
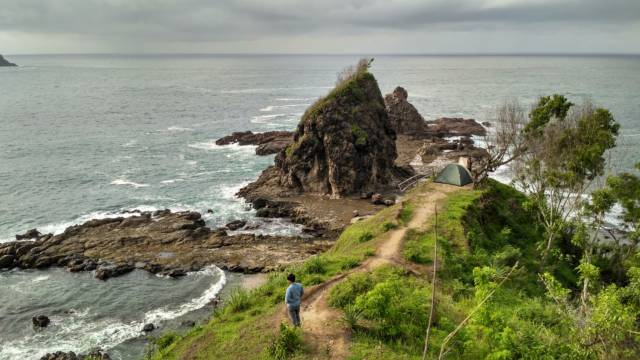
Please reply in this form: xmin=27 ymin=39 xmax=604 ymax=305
xmin=142 ymin=323 xmax=155 ymax=332
xmin=371 ymin=193 xmax=384 ymax=205
xmin=225 ymin=220 xmax=247 ymax=231
xmin=16 ymin=228 xmax=42 ymax=240
xmin=0 ymin=254 xmax=14 ymax=268
xmin=216 ymin=131 xmax=293 ymax=155
xmin=40 ymin=352 xmax=78 ymax=360
xmin=32 ymin=315 xmax=50 ymax=327
xmin=425 ymin=117 xmax=486 ymax=137
xmin=95 ymin=264 xmax=135 ymax=280
xmin=384 ymin=86 xmax=429 ymax=135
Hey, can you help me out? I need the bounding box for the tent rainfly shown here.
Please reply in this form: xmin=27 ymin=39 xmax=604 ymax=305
xmin=434 ymin=164 xmax=473 ymax=186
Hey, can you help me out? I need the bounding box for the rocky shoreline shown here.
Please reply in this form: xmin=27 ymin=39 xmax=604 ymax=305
xmin=0 ymin=209 xmax=332 ymax=280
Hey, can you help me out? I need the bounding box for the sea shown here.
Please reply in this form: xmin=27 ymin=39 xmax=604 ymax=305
xmin=1 ymin=54 xmax=639 ymax=359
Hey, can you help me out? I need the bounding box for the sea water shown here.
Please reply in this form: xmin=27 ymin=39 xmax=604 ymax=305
xmin=1 ymin=54 xmax=639 ymax=359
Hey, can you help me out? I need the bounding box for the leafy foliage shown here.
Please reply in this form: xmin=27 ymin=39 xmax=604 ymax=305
xmin=266 ymin=323 xmax=303 ymax=360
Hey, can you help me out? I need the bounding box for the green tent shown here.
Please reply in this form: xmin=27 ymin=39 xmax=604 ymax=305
xmin=434 ymin=164 xmax=473 ymax=186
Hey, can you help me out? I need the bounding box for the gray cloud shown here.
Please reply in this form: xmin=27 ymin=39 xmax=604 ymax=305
xmin=0 ymin=0 xmax=639 ymax=53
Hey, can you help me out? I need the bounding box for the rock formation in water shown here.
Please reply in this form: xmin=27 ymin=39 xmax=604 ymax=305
xmin=384 ymin=86 xmax=429 ymax=135
xmin=0 ymin=54 xmax=17 ymax=67
xmin=0 ymin=210 xmax=331 ymax=279
xmin=426 ymin=117 xmax=486 ymax=137
xmin=216 ymin=130 xmax=293 ymax=155
xmin=239 ymin=66 xmax=398 ymax=199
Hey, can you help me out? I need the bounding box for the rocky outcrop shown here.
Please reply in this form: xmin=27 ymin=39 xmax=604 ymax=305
xmin=240 ymin=68 xmax=398 ymax=199
xmin=216 ymin=131 xmax=293 ymax=155
xmin=425 ymin=117 xmax=486 ymax=137
xmin=40 ymin=348 xmax=110 ymax=360
xmin=32 ymin=315 xmax=50 ymax=327
xmin=0 ymin=55 xmax=17 ymax=67
xmin=384 ymin=87 xmax=429 ymax=135
xmin=0 ymin=210 xmax=331 ymax=279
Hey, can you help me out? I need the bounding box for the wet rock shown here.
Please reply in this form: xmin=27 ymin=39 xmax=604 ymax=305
xmin=16 ymin=228 xmax=42 ymax=240
xmin=371 ymin=193 xmax=384 ymax=205
xmin=166 ymin=268 xmax=187 ymax=278
xmin=225 ymin=220 xmax=247 ymax=231
xmin=216 ymin=131 xmax=293 ymax=155
xmin=481 ymin=121 xmax=492 ymax=127
xmin=181 ymin=320 xmax=196 ymax=328
xmin=142 ymin=323 xmax=155 ymax=332
xmin=83 ymin=348 xmax=111 ymax=360
xmin=40 ymin=351 xmax=78 ymax=360
xmin=425 ymin=117 xmax=486 ymax=137
xmin=0 ymin=254 xmax=15 ymax=268
xmin=32 ymin=315 xmax=50 ymax=327
xmin=206 ymin=209 xmax=214 ymax=213
xmin=383 ymin=199 xmax=395 ymax=206
xmin=95 ymin=264 xmax=135 ymax=280
xmin=384 ymin=86 xmax=429 ymax=135
xmin=352 ymin=210 xmax=359 ymax=217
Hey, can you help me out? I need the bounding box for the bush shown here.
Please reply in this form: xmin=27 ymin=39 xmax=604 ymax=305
xmin=357 ymin=231 xmax=374 ymax=243
xmin=302 ymin=255 xmax=328 ymax=274
xmin=266 ymin=323 xmax=302 ymax=360
xmin=381 ymin=221 xmax=397 ymax=232
xmin=329 ymin=272 xmax=374 ymax=308
xmin=399 ymin=202 xmax=414 ymax=225
xmin=226 ymin=288 xmax=252 ymax=313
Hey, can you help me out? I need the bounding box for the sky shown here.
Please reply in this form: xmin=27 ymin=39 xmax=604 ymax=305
xmin=1 ymin=0 xmax=639 ymax=55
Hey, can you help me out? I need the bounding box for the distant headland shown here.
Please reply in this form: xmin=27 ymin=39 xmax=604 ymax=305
xmin=0 ymin=54 xmax=17 ymax=66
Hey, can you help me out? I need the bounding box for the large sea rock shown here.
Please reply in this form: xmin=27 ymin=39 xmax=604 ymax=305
xmin=239 ymin=68 xmax=398 ymax=199
xmin=0 ymin=54 xmax=17 ymax=67
xmin=384 ymin=86 xmax=429 ymax=135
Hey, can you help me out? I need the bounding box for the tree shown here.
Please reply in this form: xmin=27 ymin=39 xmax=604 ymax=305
xmin=513 ymin=97 xmax=620 ymax=264
xmin=473 ymin=99 xmax=529 ymax=186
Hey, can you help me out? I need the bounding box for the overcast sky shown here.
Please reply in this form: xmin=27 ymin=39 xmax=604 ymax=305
xmin=1 ymin=0 xmax=639 ymax=55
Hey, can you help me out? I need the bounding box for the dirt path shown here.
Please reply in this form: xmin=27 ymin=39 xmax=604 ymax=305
xmin=286 ymin=183 xmax=458 ymax=359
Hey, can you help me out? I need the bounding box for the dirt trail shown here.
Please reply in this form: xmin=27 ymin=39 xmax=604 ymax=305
xmin=286 ymin=183 xmax=458 ymax=359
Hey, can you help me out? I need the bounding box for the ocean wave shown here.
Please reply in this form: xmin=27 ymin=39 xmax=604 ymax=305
xmin=275 ymin=97 xmax=315 ymax=101
xmin=38 ymin=207 xmax=161 ymax=236
xmin=166 ymin=126 xmax=194 ymax=132
xmin=110 ymin=179 xmax=150 ymax=188
xmin=0 ymin=267 xmax=225 ymax=360
xmin=221 ymin=86 xmax=331 ymax=94
xmin=188 ymin=141 xmax=258 ymax=153
xmin=160 ymin=178 xmax=185 ymax=184
xmin=260 ymin=104 xmax=309 ymax=112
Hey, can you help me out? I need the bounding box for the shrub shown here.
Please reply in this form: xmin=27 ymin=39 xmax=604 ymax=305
xmin=226 ymin=288 xmax=252 ymax=313
xmin=381 ymin=221 xmax=397 ymax=232
xmin=266 ymin=323 xmax=302 ymax=360
xmin=399 ymin=202 xmax=414 ymax=225
xmin=302 ymin=255 xmax=328 ymax=274
xmin=357 ymin=231 xmax=374 ymax=243
xmin=329 ymin=272 xmax=374 ymax=308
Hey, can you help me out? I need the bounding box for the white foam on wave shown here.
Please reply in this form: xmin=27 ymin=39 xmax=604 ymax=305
xmin=188 ymin=141 xmax=258 ymax=155
xmin=167 ymin=126 xmax=194 ymax=132
xmin=144 ymin=266 xmax=226 ymax=324
xmin=0 ymin=267 xmax=225 ymax=360
xmin=260 ymin=104 xmax=309 ymax=112
xmin=276 ymin=97 xmax=315 ymax=101
xmin=38 ymin=207 xmax=161 ymax=236
xmin=222 ymin=86 xmax=331 ymax=94
xmin=161 ymin=178 xmax=185 ymax=184
xmin=110 ymin=179 xmax=150 ymax=188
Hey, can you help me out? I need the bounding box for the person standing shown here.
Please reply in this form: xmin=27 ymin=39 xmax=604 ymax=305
xmin=285 ymin=273 xmax=304 ymax=327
